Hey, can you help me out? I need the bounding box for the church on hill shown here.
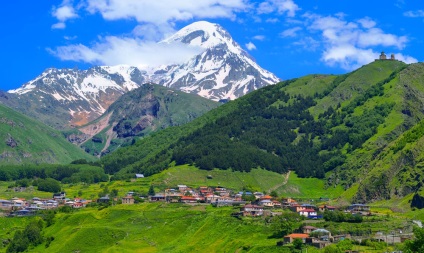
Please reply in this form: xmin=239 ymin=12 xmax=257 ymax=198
xmin=378 ymin=51 xmax=396 ymax=60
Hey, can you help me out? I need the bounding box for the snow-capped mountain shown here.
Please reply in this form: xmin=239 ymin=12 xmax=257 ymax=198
xmin=5 ymin=21 xmax=279 ymax=129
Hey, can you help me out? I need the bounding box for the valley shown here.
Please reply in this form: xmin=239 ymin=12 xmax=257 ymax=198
xmin=0 ymin=14 xmax=423 ymax=253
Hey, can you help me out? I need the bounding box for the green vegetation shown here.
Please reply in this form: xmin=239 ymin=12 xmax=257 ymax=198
xmin=0 ymin=104 xmax=94 ymax=165
xmin=97 ymin=61 xmax=424 ymax=205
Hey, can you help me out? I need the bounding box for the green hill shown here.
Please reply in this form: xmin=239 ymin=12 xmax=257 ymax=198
xmin=0 ymin=103 xmax=94 ymax=164
xmin=99 ymin=60 xmax=424 ymax=204
xmin=68 ymin=84 xmax=219 ymax=156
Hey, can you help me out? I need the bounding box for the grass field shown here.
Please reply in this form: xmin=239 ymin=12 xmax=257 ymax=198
xmin=0 ymin=164 xmax=421 ymax=253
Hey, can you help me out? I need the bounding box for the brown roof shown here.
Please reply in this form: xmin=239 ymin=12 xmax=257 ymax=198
xmin=285 ymin=233 xmax=309 ymax=239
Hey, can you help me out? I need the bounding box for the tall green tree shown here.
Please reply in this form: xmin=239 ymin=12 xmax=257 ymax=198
xmin=405 ymin=226 xmax=424 ymax=252
xmin=148 ymin=185 xmax=156 ymax=196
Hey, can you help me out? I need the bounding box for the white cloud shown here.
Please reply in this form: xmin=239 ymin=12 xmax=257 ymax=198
xmin=257 ymin=0 xmax=300 ymax=17
xmin=394 ymin=53 xmax=418 ymax=64
xmin=245 ymin=42 xmax=257 ymax=51
xmin=293 ymin=36 xmax=320 ymax=51
xmin=253 ymin=35 xmax=266 ymax=41
xmin=404 ymin=10 xmax=424 ymax=18
xmin=52 ymin=22 xmax=66 ymax=29
xmin=132 ymin=24 xmax=176 ymax=41
xmin=302 ymin=14 xmax=416 ymax=70
xmin=266 ymin=18 xmax=279 ymax=23
xmin=85 ymin=0 xmax=247 ymax=24
xmin=280 ymin=27 xmax=302 ymax=37
xmin=49 ymin=36 xmax=204 ymax=68
xmin=357 ymin=17 xmax=376 ymax=29
xmin=51 ymin=0 xmax=78 ymax=29
xmin=50 ymin=0 xmax=249 ymax=67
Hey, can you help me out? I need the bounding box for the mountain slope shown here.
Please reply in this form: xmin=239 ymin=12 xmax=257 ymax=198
xmin=0 ymin=104 xmax=93 ymax=164
xmin=100 ymin=60 xmax=424 ymax=205
xmin=2 ymin=21 xmax=278 ymax=129
xmin=71 ymin=84 xmax=219 ymax=156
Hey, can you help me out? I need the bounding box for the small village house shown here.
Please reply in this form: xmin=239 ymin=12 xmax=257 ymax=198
xmin=122 ymin=195 xmax=134 ymax=204
xmin=318 ymin=205 xmax=336 ymax=212
xmin=149 ymin=194 xmax=166 ymax=202
xmin=241 ymin=204 xmax=264 ymax=216
xmin=298 ymin=209 xmax=317 ymax=218
xmin=283 ymin=234 xmax=309 ymax=244
xmin=180 ymin=196 xmax=197 ymax=203
xmin=302 ymin=225 xmax=316 ymax=234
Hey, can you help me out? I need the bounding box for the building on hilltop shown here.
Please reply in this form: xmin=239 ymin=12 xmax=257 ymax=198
xmin=378 ymin=51 xmax=396 ymax=61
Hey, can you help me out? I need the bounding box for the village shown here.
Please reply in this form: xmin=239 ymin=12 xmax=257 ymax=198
xmin=2 ymin=182 xmax=410 ymax=251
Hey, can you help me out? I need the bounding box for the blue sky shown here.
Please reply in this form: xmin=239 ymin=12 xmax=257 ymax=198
xmin=1 ymin=0 xmax=423 ymax=91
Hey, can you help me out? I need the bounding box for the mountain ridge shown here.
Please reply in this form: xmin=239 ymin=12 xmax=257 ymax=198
xmin=2 ymin=21 xmax=279 ymax=129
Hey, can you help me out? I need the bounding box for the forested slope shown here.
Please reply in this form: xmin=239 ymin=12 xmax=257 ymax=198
xmin=101 ymin=60 xmax=424 ymax=203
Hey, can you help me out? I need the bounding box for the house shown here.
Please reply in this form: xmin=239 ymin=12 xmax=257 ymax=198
xmin=0 ymin=200 xmax=12 ymax=210
xmin=177 ymin=185 xmax=188 ymax=192
xmin=72 ymin=202 xmax=85 ymax=208
xmin=303 ymin=225 xmax=316 ymax=234
xmin=122 ymin=195 xmax=134 ymax=204
xmin=241 ymin=204 xmax=264 ymax=216
xmin=347 ymin=204 xmax=370 ymax=213
xmin=215 ymin=187 xmax=229 ymax=196
xmin=97 ymin=195 xmax=110 ymax=203
xmin=289 ymin=204 xmax=305 ymax=213
xmin=149 ymin=194 xmax=165 ymax=202
xmin=283 ymin=233 xmax=309 ymax=244
xmin=272 ymin=201 xmax=282 ymax=208
xmin=298 ymin=209 xmax=318 ymax=218
xmin=199 ymin=186 xmax=213 ymax=196
xmin=259 ymin=199 xmax=274 ymax=207
xmin=15 ymin=209 xmax=34 ymax=217
xmin=180 ymin=196 xmax=197 ymax=203
xmin=318 ymin=205 xmax=336 ymax=212
xmin=135 ymin=174 xmax=144 ymax=178
xmin=305 ymin=237 xmax=331 ymax=249
xmin=310 ymin=228 xmax=332 ymax=241
xmin=45 ymin=200 xmax=58 ymax=209
xmin=253 ymin=192 xmax=264 ymax=199
xmin=53 ymin=192 xmax=66 ymax=200
xmin=205 ymin=194 xmax=221 ymax=203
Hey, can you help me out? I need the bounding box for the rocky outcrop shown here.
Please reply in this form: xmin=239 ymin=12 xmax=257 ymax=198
xmin=6 ymin=134 xmax=17 ymax=148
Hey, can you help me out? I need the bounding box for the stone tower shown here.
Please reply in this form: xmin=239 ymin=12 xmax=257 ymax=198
xmin=391 ymin=53 xmax=395 ymax=60
xmin=379 ymin=51 xmax=387 ymax=60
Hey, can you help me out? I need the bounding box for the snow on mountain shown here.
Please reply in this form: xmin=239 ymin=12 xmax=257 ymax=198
xmin=6 ymin=21 xmax=280 ymax=128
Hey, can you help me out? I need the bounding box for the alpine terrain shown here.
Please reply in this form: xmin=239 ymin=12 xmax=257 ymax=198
xmin=69 ymin=84 xmax=219 ymax=156
xmin=1 ymin=21 xmax=279 ymax=129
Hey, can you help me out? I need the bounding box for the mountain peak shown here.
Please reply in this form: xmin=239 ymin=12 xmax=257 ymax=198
xmin=162 ymin=21 xmax=235 ymax=50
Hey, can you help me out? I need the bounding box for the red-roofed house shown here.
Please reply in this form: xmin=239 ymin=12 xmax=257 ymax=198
xmin=180 ymin=196 xmax=198 ymax=203
xmin=284 ymin=233 xmax=309 ymax=243
xmin=318 ymin=205 xmax=337 ymax=212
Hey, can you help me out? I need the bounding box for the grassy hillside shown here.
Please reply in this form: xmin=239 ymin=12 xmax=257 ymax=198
xmin=0 ymin=104 xmax=94 ymax=164
xmin=97 ymin=60 xmax=424 ymax=205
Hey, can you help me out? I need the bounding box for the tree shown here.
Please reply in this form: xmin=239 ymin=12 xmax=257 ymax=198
xmin=405 ymin=226 xmax=424 ymax=252
xmin=270 ymin=212 xmax=302 ymax=237
xmin=292 ymin=238 xmax=303 ymax=250
xmin=148 ymin=185 xmax=155 ymax=196
xmin=323 ymin=244 xmax=342 ymax=253
xmin=110 ymin=189 xmax=119 ymax=198
xmin=270 ymin=190 xmax=278 ymax=198
xmin=37 ymin=178 xmax=61 ymax=193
